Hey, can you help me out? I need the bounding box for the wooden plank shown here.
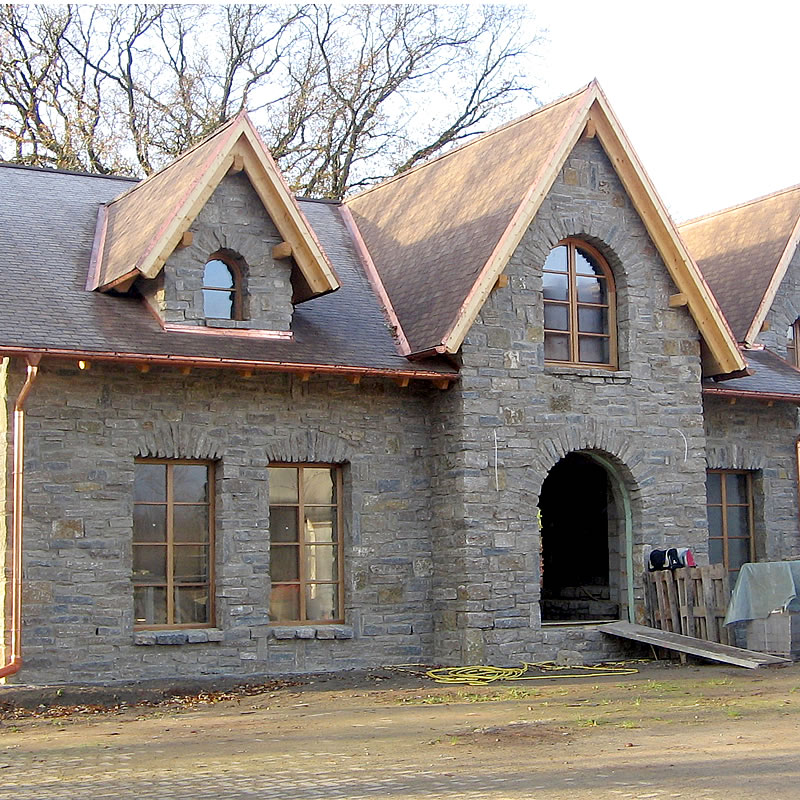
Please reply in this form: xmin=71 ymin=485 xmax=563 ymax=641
xmin=600 ymin=622 xmax=791 ymax=669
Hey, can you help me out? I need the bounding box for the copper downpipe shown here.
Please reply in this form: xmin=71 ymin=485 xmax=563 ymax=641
xmin=0 ymin=357 xmax=40 ymax=680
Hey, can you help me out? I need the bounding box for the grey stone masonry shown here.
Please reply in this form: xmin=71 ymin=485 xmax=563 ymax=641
xmin=704 ymin=396 xmax=800 ymax=562
xmin=138 ymin=172 xmax=294 ymax=331
xmin=758 ymin=244 xmax=800 ymax=356
xmin=6 ymin=361 xmax=435 ymax=685
xmin=430 ymin=136 xmax=709 ymax=666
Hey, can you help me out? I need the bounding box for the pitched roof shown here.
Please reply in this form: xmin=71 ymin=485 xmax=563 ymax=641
xmin=703 ymin=348 xmax=800 ymax=403
xmin=0 ymin=163 xmax=454 ymax=381
xmin=88 ymin=112 xmax=340 ymax=300
xmin=346 ymin=81 xmax=745 ymax=377
xmin=679 ymin=186 xmax=800 ymax=343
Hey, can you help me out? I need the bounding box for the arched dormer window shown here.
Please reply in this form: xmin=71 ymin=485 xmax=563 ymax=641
xmin=543 ymin=239 xmax=617 ymax=368
xmin=203 ymin=253 xmax=243 ymax=320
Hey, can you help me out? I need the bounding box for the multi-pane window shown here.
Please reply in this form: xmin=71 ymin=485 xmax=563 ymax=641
xmin=543 ymin=239 xmax=616 ymax=367
xmin=706 ymin=469 xmax=754 ymax=582
xmin=133 ymin=460 xmax=214 ymax=628
xmin=268 ymin=465 xmax=343 ymax=623
xmin=203 ymin=257 xmax=241 ymax=319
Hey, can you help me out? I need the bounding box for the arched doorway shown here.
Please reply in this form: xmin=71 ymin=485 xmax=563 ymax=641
xmin=539 ymin=451 xmax=631 ymax=623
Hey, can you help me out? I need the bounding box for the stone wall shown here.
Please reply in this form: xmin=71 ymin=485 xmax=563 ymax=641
xmin=8 ymin=362 xmax=435 ymax=685
xmin=138 ymin=172 xmax=294 ymax=331
xmin=704 ymin=396 xmax=800 ymax=562
xmin=430 ymin=136 xmax=709 ymax=666
xmin=758 ymin=245 xmax=800 ymax=355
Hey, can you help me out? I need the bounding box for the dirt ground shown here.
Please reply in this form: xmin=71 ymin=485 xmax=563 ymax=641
xmin=2 ymin=658 xmax=800 ymax=799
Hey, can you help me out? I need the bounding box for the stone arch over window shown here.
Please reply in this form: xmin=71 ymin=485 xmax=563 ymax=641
xmin=543 ymin=238 xmax=617 ymax=367
xmin=264 ymin=431 xmax=354 ymax=465
xmin=135 ymin=421 xmax=226 ymax=461
xmin=203 ymin=249 xmax=247 ymax=320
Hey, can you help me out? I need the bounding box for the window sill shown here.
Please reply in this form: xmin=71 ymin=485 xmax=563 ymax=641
xmin=133 ymin=628 xmax=224 ymax=646
xmin=545 ymin=364 xmax=631 ymax=381
xmin=269 ymin=625 xmax=354 ymax=641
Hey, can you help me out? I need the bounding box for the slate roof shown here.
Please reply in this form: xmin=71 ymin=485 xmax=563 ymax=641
xmin=679 ymin=186 xmax=800 ymax=343
xmin=703 ymin=348 xmax=800 ymax=401
xmin=0 ymin=163 xmax=455 ymax=379
xmin=345 ymin=85 xmax=592 ymax=355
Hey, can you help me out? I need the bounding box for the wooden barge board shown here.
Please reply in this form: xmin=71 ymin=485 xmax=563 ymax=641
xmin=599 ymin=621 xmax=791 ymax=669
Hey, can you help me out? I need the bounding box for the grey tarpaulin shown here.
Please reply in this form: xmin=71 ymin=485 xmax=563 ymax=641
xmin=724 ymin=561 xmax=800 ymax=625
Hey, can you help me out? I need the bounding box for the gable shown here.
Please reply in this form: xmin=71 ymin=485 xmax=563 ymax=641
xmin=87 ymin=112 xmax=339 ymax=301
xmin=346 ymin=82 xmax=744 ymax=377
xmin=679 ymin=186 xmax=800 ymax=344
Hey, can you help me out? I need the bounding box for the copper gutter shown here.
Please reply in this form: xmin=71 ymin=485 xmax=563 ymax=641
xmin=702 ymin=386 xmax=800 ymax=404
xmin=0 ymin=356 xmax=40 ymax=680
xmin=0 ymin=346 xmax=457 ymax=383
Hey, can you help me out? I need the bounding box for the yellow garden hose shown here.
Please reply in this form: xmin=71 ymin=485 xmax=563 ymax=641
xmin=424 ymin=662 xmax=639 ymax=686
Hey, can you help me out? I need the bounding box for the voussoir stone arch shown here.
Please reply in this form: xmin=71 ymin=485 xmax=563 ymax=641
xmin=264 ymin=431 xmax=353 ymax=464
xmin=188 ymin=228 xmax=267 ymax=271
xmin=135 ymin=421 xmax=226 ymax=461
xmin=706 ymin=445 xmax=768 ymax=471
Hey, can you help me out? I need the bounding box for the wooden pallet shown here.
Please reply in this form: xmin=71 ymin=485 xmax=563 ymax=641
xmin=600 ymin=622 xmax=790 ymax=669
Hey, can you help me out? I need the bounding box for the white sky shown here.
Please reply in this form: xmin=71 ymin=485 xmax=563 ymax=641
xmin=529 ymin=0 xmax=800 ymax=222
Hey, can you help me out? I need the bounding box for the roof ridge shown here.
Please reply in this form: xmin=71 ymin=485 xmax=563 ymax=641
xmin=679 ymin=183 xmax=800 ymax=227
xmin=345 ymin=81 xmax=596 ymax=204
xmin=0 ymin=161 xmax=139 ymax=182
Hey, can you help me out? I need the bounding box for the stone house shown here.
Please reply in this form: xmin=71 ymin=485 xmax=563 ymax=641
xmin=1 ymin=81 xmax=798 ymax=685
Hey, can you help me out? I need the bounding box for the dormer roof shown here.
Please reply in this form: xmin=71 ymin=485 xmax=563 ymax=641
xmin=87 ymin=111 xmax=340 ymax=300
xmin=679 ymin=185 xmax=800 ymax=344
xmin=346 ymin=81 xmax=745 ymax=377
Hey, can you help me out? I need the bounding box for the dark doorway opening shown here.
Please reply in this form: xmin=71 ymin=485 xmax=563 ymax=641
xmin=540 ymin=452 xmax=620 ymax=622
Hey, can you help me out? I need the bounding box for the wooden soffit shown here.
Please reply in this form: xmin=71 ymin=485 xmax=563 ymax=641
xmin=87 ymin=112 xmax=339 ymax=298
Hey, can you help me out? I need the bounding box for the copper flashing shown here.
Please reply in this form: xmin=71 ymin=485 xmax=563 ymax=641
xmin=86 ymin=205 xmax=109 ymax=291
xmin=162 ymin=324 xmax=294 ymax=341
xmin=702 ymin=386 xmax=800 ymax=404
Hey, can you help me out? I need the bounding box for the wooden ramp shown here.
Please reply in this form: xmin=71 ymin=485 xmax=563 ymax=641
xmin=600 ymin=621 xmax=791 ymax=669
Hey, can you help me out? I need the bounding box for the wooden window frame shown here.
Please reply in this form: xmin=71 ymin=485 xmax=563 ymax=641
xmin=268 ymin=463 xmax=345 ymax=625
xmin=543 ymin=238 xmax=617 ymax=369
xmin=706 ymin=469 xmax=755 ymax=580
xmin=133 ymin=458 xmax=216 ymax=630
xmin=787 ymin=319 xmax=800 ymax=367
xmin=203 ymin=250 xmax=245 ymax=321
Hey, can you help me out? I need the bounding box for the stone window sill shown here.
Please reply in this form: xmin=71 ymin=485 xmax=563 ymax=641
xmin=133 ymin=628 xmax=224 ymax=646
xmin=545 ymin=365 xmax=632 ymax=381
xmin=269 ymin=625 xmax=354 ymax=640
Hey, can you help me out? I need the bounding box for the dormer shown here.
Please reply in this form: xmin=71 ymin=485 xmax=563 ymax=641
xmin=87 ymin=112 xmax=339 ymax=333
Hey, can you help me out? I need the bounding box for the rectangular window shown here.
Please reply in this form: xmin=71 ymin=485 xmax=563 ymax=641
xmin=706 ymin=469 xmax=754 ymax=582
xmin=133 ymin=459 xmax=214 ymax=629
xmin=268 ymin=464 xmax=343 ymax=623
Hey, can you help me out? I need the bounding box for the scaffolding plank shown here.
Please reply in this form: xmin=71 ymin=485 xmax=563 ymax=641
xmin=599 ymin=621 xmax=791 ymax=669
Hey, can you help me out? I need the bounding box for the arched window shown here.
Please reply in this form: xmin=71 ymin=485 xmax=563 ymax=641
xmin=203 ymin=256 xmax=242 ymax=320
xmin=543 ymin=239 xmax=616 ymax=367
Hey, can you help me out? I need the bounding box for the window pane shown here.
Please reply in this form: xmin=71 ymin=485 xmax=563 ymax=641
xmin=543 ymin=245 xmax=568 ymax=273
xmin=578 ymin=335 xmax=609 ymax=364
xmin=173 ymin=505 xmax=209 ymax=543
xmin=203 ymin=259 xmax=234 ymax=289
xmin=544 ymin=332 xmax=570 ymax=361
xmin=173 ymin=465 xmax=208 ymax=503
xmin=174 ymin=545 xmax=209 ymax=583
xmin=544 ymin=302 xmax=569 ymax=331
xmin=726 ymin=506 xmax=750 ymax=539
xmin=709 ymin=537 xmax=724 ymax=564
xmin=133 ymin=505 xmax=166 ymax=543
xmin=269 ymin=468 xmax=298 ymax=503
xmin=576 ymin=275 xmax=607 ymax=304
xmin=575 ymin=248 xmax=605 ymax=277
xmin=174 ymin=586 xmax=209 ymax=625
xmin=134 ymin=586 xmax=167 ymax=626
xmin=134 ymin=463 xmax=165 ymax=502
xmin=305 ymin=544 xmax=338 ymax=582
xmin=728 ymin=537 xmax=751 ymax=570
xmin=707 ymin=473 xmax=722 ymax=505
xmin=270 ymin=506 xmax=299 ymax=543
xmin=578 ymin=306 xmax=608 ymax=334
xmin=304 ymin=468 xmax=335 ymax=505
xmin=271 ymin=544 xmax=299 ymax=580
xmin=203 ymin=288 xmax=233 ymax=319
xmin=542 ymin=271 xmax=569 ymax=301
xmin=707 ymin=505 xmax=723 ymax=537
xmin=133 ymin=545 xmax=166 ymax=583
xmin=305 ymin=506 xmax=336 ymax=543
xmin=270 ymin=584 xmax=300 ymax=622
xmin=306 ymin=583 xmax=339 ymax=621
xmin=725 ymin=473 xmax=749 ymax=506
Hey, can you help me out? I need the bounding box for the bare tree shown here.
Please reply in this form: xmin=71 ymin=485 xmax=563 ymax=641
xmin=0 ymin=3 xmax=541 ymax=196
